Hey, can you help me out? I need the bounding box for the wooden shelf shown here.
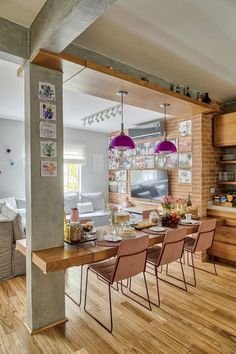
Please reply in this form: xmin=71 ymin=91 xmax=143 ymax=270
xmin=218 ymin=161 xmax=236 ymax=164
xmin=218 ymin=182 xmax=236 ymax=185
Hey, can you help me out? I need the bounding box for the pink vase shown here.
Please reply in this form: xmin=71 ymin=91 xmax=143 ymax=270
xmin=70 ymin=208 xmax=79 ymax=222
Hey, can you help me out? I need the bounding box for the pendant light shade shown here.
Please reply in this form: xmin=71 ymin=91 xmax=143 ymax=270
xmin=155 ymin=103 xmax=177 ymax=154
xmin=109 ymin=91 xmax=135 ymax=151
xmin=155 ymin=140 xmax=177 ymax=154
xmin=109 ymin=134 xmax=135 ymax=150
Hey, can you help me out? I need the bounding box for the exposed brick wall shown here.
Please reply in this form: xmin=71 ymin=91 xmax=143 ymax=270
xmin=201 ymin=114 xmax=222 ymax=215
xmin=109 ymin=113 xmax=220 ymax=216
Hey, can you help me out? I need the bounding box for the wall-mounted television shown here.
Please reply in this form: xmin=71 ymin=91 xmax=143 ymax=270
xmin=130 ymin=170 xmax=168 ymax=201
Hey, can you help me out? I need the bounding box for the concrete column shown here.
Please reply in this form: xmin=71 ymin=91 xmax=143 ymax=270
xmin=24 ymin=63 xmax=65 ymax=332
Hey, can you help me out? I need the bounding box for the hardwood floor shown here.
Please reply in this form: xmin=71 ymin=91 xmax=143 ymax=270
xmin=0 ymin=258 xmax=236 ymax=354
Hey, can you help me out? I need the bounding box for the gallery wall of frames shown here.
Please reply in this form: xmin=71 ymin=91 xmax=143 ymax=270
xmin=108 ymin=115 xmax=199 ymax=207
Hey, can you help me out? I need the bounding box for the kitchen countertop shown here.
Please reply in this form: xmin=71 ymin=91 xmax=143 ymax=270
xmin=207 ymin=205 xmax=236 ymax=213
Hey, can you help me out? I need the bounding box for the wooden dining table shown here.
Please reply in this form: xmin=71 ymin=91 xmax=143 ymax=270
xmin=16 ymin=217 xmax=222 ymax=274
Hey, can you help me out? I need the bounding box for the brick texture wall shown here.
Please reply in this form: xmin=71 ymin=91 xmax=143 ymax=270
xmin=201 ymin=114 xmax=222 ymax=215
xmin=109 ymin=113 xmax=220 ymax=216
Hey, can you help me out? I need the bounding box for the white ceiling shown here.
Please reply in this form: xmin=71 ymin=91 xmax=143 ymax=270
xmin=0 ymin=0 xmax=46 ymax=27
xmin=0 ymin=59 xmax=162 ymax=133
xmin=74 ymin=0 xmax=236 ymax=102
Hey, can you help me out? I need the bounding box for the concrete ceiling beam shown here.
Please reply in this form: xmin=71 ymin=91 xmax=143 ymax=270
xmin=30 ymin=0 xmax=117 ymax=56
xmin=0 ymin=17 xmax=28 ymax=63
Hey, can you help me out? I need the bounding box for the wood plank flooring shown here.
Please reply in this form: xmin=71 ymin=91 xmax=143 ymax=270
xmin=0 ymin=258 xmax=236 ymax=354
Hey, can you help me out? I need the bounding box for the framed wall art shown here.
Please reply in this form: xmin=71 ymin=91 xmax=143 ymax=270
xmin=38 ymin=82 xmax=56 ymax=101
xmin=40 ymin=122 xmax=56 ymax=139
xmin=179 ymin=120 xmax=192 ymax=136
xmin=41 ymin=161 xmax=57 ymax=177
xmin=179 ymin=152 xmax=192 ymax=169
xmin=40 ymin=102 xmax=56 ymax=120
xmin=40 ymin=141 xmax=57 ymax=158
xmin=179 ymin=136 xmax=192 ymax=152
xmin=178 ymin=169 xmax=192 ymax=184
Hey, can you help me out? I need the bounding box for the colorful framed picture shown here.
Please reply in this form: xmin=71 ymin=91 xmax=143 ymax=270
xmin=136 ymin=142 xmax=155 ymax=155
xmin=116 ymin=170 xmax=127 ymax=181
xmin=108 ymin=149 xmax=116 ymax=159
xmin=118 ymin=181 xmax=127 ymax=194
xmin=40 ymin=122 xmax=56 ymax=139
xmin=178 ymin=169 xmax=192 ymax=184
xmin=108 ymin=159 xmax=117 ymax=170
xmin=41 ymin=161 xmax=57 ymax=177
xmin=179 ymin=136 xmax=192 ymax=152
xmin=109 ymin=171 xmax=116 ymax=181
xmin=155 ymin=154 xmax=167 ymax=169
xmin=117 ymin=157 xmax=134 ymax=169
xmin=108 ymin=181 xmax=118 ymax=193
xmin=155 ymin=153 xmax=178 ymax=169
xmin=179 ymin=152 xmax=192 ymax=169
xmin=40 ymin=102 xmax=56 ymax=120
xmin=135 ymin=156 xmax=145 ymax=169
xmin=179 ymin=120 xmax=192 ymax=136
xmin=165 ymin=153 xmax=178 ymax=169
xmin=38 ymin=82 xmax=56 ymax=101
xmin=40 ymin=141 xmax=57 ymax=158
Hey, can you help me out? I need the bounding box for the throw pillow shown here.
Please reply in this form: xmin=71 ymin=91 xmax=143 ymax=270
xmin=1 ymin=204 xmax=25 ymax=241
xmin=0 ymin=197 xmax=17 ymax=209
xmin=64 ymin=192 xmax=80 ymax=214
xmin=80 ymin=192 xmax=105 ymax=211
xmin=77 ymin=202 xmax=94 ymax=214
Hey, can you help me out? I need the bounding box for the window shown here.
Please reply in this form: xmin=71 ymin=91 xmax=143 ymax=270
xmin=64 ymin=163 xmax=80 ymax=192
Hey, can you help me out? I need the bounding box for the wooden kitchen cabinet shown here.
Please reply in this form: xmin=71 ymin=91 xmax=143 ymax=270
xmin=207 ymin=208 xmax=236 ymax=264
xmin=214 ymin=112 xmax=236 ymax=146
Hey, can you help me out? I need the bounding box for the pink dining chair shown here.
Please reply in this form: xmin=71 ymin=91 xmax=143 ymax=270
xmin=184 ymin=219 xmax=217 ymax=286
xmin=146 ymin=227 xmax=187 ymax=306
xmin=84 ymin=235 xmax=151 ymax=333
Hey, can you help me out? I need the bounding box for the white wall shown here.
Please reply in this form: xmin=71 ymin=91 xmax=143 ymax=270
xmin=0 ymin=118 xmax=25 ymax=198
xmin=0 ymin=118 xmax=109 ymax=200
xmin=64 ymin=127 xmax=109 ymax=200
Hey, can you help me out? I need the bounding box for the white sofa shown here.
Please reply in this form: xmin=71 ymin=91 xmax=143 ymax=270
xmin=0 ymin=192 xmax=109 ymax=229
xmin=64 ymin=192 xmax=109 ymax=227
xmin=0 ymin=197 xmax=26 ymax=218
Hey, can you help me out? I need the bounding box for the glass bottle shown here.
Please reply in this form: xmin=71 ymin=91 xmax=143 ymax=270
xmin=186 ymin=194 xmax=192 ymax=207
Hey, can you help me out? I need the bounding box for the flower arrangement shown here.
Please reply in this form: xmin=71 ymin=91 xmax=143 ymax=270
xmin=161 ymin=212 xmax=180 ymax=228
xmin=161 ymin=195 xmax=175 ymax=211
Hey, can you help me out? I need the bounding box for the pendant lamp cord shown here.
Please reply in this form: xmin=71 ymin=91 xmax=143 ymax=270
xmin=164 ymin=104 xmax=167 ymax=141
xmin=121 ymin=92 xmax=124 ymax=135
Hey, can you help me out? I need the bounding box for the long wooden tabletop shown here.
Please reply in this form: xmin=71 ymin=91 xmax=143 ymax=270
xmin=16 ymin=218 xmax=223 ymax=274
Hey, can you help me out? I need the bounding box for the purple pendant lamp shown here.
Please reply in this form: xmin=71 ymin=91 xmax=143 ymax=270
xmin=155 ymin=103 xmax=177 ymax=154
xmin=109 ymin=91 xmax=135 ymax=151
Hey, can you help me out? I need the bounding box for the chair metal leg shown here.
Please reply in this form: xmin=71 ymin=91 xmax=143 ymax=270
xmin=164 ymin=258 xmax=188 ymax=291
xmin=121 ymin=273 xmax=152 ymax=311
xmin=186 ymin=251 xmax=217 ymax=286
xmin=154 ymin=265 xmax=161 ymax=307
xmin=84 ymin=267 xmax=113 ymax=333
xmin=185 ymin=251 xmax=197 ymax=287
xmin=145 ymin=264 xmax=161 ymax=307
xmin=65 ymin=265 xmax=83 ymax=307
xmin=210 ymin=254 xmax=217 ymax=276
